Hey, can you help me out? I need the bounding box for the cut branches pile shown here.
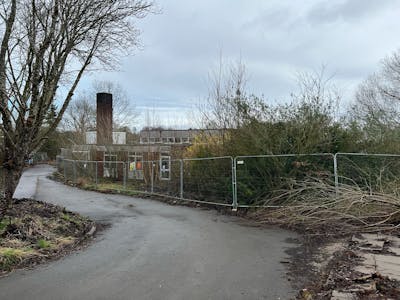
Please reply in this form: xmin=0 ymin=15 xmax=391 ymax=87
xmin=251 ymin=178 xmax=400 ymax=234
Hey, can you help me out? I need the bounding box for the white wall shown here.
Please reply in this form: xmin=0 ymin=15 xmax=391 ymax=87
xmin=86 ymin=131 xmax=97 ymax=144
xmin=113 ymin=132 xmax=126 ymax=145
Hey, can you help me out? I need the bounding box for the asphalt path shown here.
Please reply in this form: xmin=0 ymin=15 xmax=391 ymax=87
xmin=0 ymin=165 xmax=298 ymax=300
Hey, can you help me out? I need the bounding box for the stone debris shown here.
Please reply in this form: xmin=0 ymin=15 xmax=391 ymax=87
xmin=357 ymin=253 xmax=400 ymax=281
xmin=297 ymin=234 xmax=400 ymax=299
xmin=330 ymin=290 xmax=355 ymax=300
xmin=345 ymin=281 xmax=376 ymax=292
xmin=352 ymin=233 xmax=385 ymax=251
xmin=324 ymin=234 xmax=400 ymax=299
xmin=352 ymin=233 xmax=400 ymax=281
xmin=388 ymin=247 xmax=400 ymax=256
xmin=342 ymin=233 xmax=400 ymax=298
xmin=386 ymin=236 xmax=400 ymax=256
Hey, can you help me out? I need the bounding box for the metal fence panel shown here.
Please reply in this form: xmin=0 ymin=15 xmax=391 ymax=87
xmin=56 ymin=155 xmax=64 ymax=173
xmin=94 ymin=161 xmax=125 ymax=192
xmin=125 ymin=160 xmax=154 ymax=195
xmin=63 ymin=159 xmax=74 ymax=183
xmin=235 ymin=154 xmax=335 ymax=207
xmin=335 ymin=153 xmax=400 ymax=196
xmin=56 ymin=153 xmax=400 ymax=209
xmin=152 ymin=159 xmax=181 ymax=198
xmin=125 ymin=159 xmax=181 ymax=197
xmin=75 ymin=161 xmax=97 ymax=186
xmin=182 ymin=157 xmax=234 ymax=205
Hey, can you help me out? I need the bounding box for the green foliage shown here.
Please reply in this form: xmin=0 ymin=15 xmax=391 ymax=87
xmin=0 ymin=220 xmax=7 ymax=233
xmin=38 ymin=130 xmax=70 ymax=160
xmin=185 ymin=68 xmax=391 ymax=205
xmin=0 ymin=248 xmax=33 ymax=270
xmin=61 ymin=213 xmax=72 ymax=222
xmin=190 ymin=95 xmax=360 ymax=158
xmin=183 ymin=158 xmax=233 ymax=204
xmin=235 ymin=155 xmax=334 ymax=205
xmin=37 ymin=239 xmax=51 ymax=249
xmin=0 ymin=249 xmax=21 ymax=269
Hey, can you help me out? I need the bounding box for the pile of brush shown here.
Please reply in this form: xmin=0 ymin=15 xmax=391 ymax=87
xmin=251 ymin=178 xmax=400 ymax=234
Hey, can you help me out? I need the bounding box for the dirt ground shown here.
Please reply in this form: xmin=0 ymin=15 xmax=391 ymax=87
xmin=289 ymin=234 xmax=400 ymax=299
xmin=0 ymin=198 xmax=97 ymax=276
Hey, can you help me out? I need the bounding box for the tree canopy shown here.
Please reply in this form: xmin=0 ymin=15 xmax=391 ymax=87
xmin=0 ymin=0 xmax=154 ymax=207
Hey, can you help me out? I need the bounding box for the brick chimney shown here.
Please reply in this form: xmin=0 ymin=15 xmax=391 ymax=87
xmin=96 ymin=93 xmax=113 ymax=145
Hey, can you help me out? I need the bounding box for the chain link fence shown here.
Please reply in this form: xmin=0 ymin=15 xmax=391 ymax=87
xmin=55 ymin=153 xmax=400 ymax=209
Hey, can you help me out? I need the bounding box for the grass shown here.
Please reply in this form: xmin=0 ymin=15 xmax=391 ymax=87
xmin=0 ymin=220 xmax=7 ymax=233
xmin=55 ymin=236 xmax=75 ymax=247
xmin=37 ymin=239 xmax=51 ymax=249
xmin=61 ymin=213 xmax=72 ymax=222
xmin=82 ymin=182 xmax=142 ymax=198
xmin=95 ymin=182 xmax=124 ymax=191
xmin=0 ymin=247 xmax=35 ymax=270
xmin=54 ymin=172 xmax=144 ymax=197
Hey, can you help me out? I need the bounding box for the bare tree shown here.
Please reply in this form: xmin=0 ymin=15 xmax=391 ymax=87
xmin=143 ymin=106 xmax=162 ymax=129
xmin=62 ymin=92 xmax=96 ymax=144
xmin=354 ymin=49 xmax=400 ymax=127
xmin=352 ymin=49 xmax=400 ymax=152
xmin=280 ymin=67 xmax=341 ymax=153
xmin=0 ymin=0 xmax=154 ymax=211
xmin=194 ymin=56 xmax=251 ymax=154
xmin=200 ymin=57 xmax=248 ymax=130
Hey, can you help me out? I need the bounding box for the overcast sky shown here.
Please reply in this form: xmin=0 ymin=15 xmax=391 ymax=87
xmin=78 ymin=0 xmax=400 ymax=129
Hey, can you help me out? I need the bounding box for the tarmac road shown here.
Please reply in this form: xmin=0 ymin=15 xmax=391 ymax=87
xmin=0 ymin=165 xmax=298 ymax=300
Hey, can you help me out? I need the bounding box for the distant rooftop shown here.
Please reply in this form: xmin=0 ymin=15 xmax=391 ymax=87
xmin=139 ymin=128 xmax=222 ymax=145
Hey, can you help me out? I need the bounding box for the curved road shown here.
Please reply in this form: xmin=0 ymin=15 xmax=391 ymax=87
xmin=0 ymin=165 xmax=297 ymax=300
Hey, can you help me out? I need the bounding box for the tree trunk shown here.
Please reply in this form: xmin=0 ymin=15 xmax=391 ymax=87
xmin=4 ymin=166 xmax=22 ymax=204
xmin=0 ymin=166 xmax=22 ymax=220
xmin=1 ymin=139 xmax=24 ymax=217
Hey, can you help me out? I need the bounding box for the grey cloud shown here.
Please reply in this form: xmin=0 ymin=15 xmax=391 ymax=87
xmin=77 ymin=0 xmax=400 ymax=128
xmin=307 ymin=0 xmax=397 ymax=24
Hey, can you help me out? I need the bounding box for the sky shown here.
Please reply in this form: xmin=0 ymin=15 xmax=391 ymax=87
xmin=77 ymin=0 xmax=400 ymax=129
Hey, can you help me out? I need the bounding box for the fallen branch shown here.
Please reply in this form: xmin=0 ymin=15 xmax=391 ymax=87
xmin=251 ymin=178 xmax=400 ymax=234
